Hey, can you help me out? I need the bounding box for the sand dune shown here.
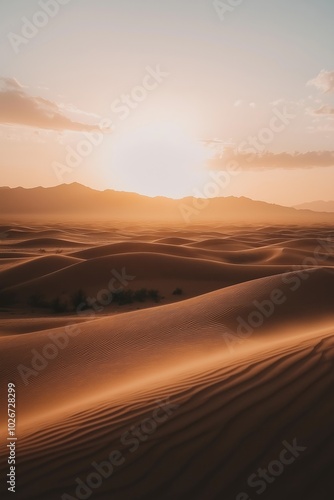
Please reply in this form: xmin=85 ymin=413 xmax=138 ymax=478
xmin=7 ymin=237 xmax=88 ymax=248
xmin=69 ymin=239 xmax=334 ymax=269
xmin=0 ymin=223 xmax=333 ymax=499
xmin=3 ymin=229 xmax=71 ymax=240
xmin=69 ymin=241 xmax=217 ymax=260
xmin=0 ymin=255 xmax=83 ymax=290
xmin=0 ymin=315 xmax=92 ymax=336
xmin=187 ymin=237 xmax=255 ymax=251
xmin=153 ymin=237 xmax=196 ymax=245
xmin=4 ymin=328 xmax=334 ymax=500
xmin=1 ymin=268 xmax=333 ymax=415
xmin=0 ymin=267 xmax=334 ymax=499
xmin=269 ymin=237 xmax=333 ymax=250
xmin=0 ymin=252 xmax=38 ymax=259
xmin=1 ymin=252 xmax=295 ymax=306
xmin=0 ymin=258 xmax=31 ymax=271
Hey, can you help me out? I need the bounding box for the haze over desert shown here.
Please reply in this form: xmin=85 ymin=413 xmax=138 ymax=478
xmin=1 ymin=215 xmax=334 ymax=499
xmin=1 ymin=1 xmax=334 ymax=499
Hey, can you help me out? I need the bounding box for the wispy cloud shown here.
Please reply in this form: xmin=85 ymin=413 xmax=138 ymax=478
xmin=310 ymin=104 xmax=334 ymax=116
xmin=308 ymin=124 xmax=334 ymax=133
xmin=0 ymin=77 xmax=100 ymax=132
xmin=307 ymin=70 xmax=334 ymax=93
xmin=208 ymin=149 xmax=334 ymax=170
xmin=233 ymin=100 xmax=256 ymax=108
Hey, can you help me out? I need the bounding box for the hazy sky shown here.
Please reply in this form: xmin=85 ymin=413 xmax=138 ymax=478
xmin=0 ymin=0 xmax=333 ymax=205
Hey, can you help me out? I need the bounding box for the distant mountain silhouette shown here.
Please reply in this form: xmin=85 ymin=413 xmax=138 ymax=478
xmin=295 ymin=200 xmax=334 ymax=213
xmin=1 ymin=183 xmax=333 ymax=223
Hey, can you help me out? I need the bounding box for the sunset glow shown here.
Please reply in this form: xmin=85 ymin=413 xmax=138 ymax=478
xmin=106 ymin=122 xmax=210 ymax=198
xmin=1 ymin=2 xmax=334 ymax=500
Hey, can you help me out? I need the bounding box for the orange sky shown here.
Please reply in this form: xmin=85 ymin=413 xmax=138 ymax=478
xmin=0 ymin=0 xmax=334 ymax=205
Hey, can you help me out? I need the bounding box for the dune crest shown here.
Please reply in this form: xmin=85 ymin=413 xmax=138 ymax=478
xmin=1 ymin=223 xmax=333 ymax=499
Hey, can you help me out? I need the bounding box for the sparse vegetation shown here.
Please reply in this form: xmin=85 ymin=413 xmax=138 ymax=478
xmin=113 ymin=289 xmax=134 ymax=305
xmin=134 ymin=288 xmax=148 ymax=302
xmin=22 ymin=287 xmax=164 ymax=313
xmin=28 ymin=292 xmax=49 ymax=309
xmin=148 ymin=289 xmax=161 ymax=302
xmin=112 ymin=288 xmax=162 ymax=305
xmin=172 ymin=287 xmax=183 ymax=295
xmin=50 ymin=296 xmax=69 ymax=314
xmin=71 ymin=289 xmax=87 ymax=310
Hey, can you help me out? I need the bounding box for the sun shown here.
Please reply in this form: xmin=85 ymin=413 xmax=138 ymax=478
xmin=107 ymin=121 xmax=210 ymax=198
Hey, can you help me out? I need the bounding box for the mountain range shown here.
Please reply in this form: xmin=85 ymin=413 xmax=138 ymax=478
xmin=1 ymin=183 xmax=333 ymax=223
xmin=295 ymin=200 xmax=334 ymax=213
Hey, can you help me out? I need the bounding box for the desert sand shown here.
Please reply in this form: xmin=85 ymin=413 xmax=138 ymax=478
xmin=0 ymin=221 xmax=334 ymax=499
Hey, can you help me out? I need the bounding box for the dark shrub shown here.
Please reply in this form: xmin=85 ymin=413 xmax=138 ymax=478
xmin=134 ymin=288 xmax=148 ymax=302
xmin=172 ymin=287 xmax=183 ymax=295
xmin=148 ymin=289 xmax=161 ymax=302
xmin=51 ymin=296 xmax=69 ymax=313
xmin=28 ymin=293 xmax=49 ymax=308
xmin=71 ymin=289 xmax=87 ymax=310
xmin=113 ymin=289 xmax=134 ymax=305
